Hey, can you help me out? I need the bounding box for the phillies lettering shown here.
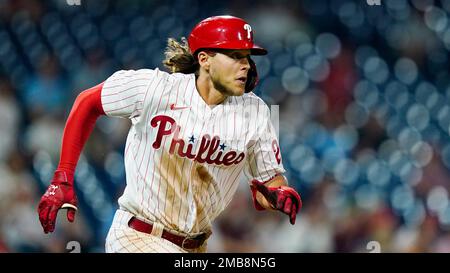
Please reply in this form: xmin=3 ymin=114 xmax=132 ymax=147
xmin=151 ymin=115 xmax=245 ymax=166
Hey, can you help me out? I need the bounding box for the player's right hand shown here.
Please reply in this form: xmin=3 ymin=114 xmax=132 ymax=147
xmin=37 ymin=170 xmax=78 ymax=234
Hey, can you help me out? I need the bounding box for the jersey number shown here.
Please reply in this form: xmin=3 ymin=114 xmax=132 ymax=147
xmin=272 ymin=140 xmax=281 ymax=165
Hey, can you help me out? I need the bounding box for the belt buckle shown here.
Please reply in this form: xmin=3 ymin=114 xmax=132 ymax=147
xmin=181 ymin=236 xmax=190 ymax=249
xmin=181 ymin=233 xmax=207 ymax=249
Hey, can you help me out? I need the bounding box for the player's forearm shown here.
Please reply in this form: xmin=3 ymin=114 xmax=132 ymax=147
xmin=57 ymin=83 xmax=105 ymax=182
xmin=255 ymin=174 xmax=288 ymax=210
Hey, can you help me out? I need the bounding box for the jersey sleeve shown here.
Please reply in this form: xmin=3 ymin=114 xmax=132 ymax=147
xmin=100 ymin=69 xmax=155 ymax=119
xmin=244 ymin=103 xmax=286 ymax=184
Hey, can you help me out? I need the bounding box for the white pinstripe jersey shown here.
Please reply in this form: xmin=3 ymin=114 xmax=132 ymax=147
xmin=100 ymin=68 xmax=285 ymax=235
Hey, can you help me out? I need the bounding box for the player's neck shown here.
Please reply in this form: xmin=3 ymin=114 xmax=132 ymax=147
xmin=195 ymin=74 xmax=228 ymax=106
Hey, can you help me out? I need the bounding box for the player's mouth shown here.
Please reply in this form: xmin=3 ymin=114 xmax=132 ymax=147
xmin=236 ymin=77 xmax=247 ymax=85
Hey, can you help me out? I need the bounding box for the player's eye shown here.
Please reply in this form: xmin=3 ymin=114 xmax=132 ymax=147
xmin=230 ymin=53 xmax=246 ymax=59
xmin=217 ymin=49 xmax=248 ymax=60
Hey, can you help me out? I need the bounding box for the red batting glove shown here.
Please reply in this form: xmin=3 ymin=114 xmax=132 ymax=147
xmin=37 ymin=170 xmax=78 ymax=233
xmin=250 ymin=180 xmax=302 ymax=225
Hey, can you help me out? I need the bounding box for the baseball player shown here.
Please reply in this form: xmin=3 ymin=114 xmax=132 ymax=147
xmin=37 ymin=15 xmax=302 ymax=253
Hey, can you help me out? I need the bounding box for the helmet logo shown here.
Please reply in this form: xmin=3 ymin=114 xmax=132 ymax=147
xmin=243 ymin=24 xmax=252 ymax=39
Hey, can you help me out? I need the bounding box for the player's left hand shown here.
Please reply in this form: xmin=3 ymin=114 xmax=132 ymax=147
xmin=251 ymin=180 xmax=302 ymax=225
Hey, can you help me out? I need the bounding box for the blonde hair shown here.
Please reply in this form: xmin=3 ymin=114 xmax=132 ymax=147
xmin=163 ymin=37 xmax=199 ymax=74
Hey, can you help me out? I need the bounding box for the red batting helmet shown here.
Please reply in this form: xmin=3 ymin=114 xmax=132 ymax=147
xmin=188 ymin=15 xmax=267 ymax=56
xmin=188 ymin=15 xmax=267 ymax=92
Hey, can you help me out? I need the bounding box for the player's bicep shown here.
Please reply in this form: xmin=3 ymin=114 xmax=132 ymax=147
xmin=101 ymin=69 xmax=154 ymax=119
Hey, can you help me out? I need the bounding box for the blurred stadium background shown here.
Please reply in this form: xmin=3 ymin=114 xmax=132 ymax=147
xmin=1 ymin=0 xmax=450 ymax=252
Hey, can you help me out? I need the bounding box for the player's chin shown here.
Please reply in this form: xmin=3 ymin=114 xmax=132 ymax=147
xmin=232 ymin=84 xmax=246 ymax=96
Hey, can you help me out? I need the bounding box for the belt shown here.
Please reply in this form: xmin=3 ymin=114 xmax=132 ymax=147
xmin=128 ymin=217 xmax=208 ymax=249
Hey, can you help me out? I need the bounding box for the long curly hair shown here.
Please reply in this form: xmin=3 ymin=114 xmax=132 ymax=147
xmin=162 ymin=37 xmax=199 ymax=74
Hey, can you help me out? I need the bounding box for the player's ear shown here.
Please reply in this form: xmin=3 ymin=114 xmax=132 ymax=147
xmin=197 ymin=50 xmax=214 ymax=71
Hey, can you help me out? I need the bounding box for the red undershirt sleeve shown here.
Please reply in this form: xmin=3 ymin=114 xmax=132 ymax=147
xmin=56 ymin=82 xmax=106 ymax=183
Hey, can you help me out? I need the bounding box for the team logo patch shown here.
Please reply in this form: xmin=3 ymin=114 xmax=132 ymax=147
xmin=243 ymin=24 xmax=252 ymax=39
